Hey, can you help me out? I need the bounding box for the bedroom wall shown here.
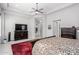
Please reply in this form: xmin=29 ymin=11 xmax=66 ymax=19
xmin=28 ymin=16 xmax=36 ymax=39
xmin=3 ymin=4 xmax=79 ymax=41
xmin=4 ymin=12 xmax=33 ymax=41
xmin=0 ymin=8 xmax=1 ymax=43
xmin=0 ymin=14 xmax=1 ymax=43
xmin=1 ymin=10 xmax=47 ymax=42
xmin=0 ymin=15 xmax=1 ymax=37
xmin=46 ymin=4 xmax=79 ymax=37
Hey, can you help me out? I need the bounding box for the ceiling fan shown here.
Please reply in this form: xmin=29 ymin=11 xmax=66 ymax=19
xmin=30 ymin=3 xmax=44 ymax=15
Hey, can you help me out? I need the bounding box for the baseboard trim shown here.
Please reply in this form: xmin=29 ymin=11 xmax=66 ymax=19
xmin=41 ymin=35 xmax=56 ymax=39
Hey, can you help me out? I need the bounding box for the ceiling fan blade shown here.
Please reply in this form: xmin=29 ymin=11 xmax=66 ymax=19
xmin=39 ymin=8 xmax=43 ymax=11
xmin=32 ymin=8 xmax=36 ymax=10
xmin=40 ymin=12 xmax=44 ymax=13
xmin=38 ymin=11 xmax=44 ymax=13
xmin=29 ymin=11 xmax=35 ymax=13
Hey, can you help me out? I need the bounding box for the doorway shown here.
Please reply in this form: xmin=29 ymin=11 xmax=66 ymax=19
xmin=35 ymin=18 xmax=43 ymax=39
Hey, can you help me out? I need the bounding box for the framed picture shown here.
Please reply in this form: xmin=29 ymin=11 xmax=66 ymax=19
xmin=48 ymin=25 xmax=51 ymax=29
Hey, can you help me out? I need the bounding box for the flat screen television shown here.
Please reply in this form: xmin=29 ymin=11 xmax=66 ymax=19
xmin=15 ymin=24 xmax=27 ymax=30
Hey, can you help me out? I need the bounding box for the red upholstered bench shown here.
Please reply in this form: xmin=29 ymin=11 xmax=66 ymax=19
xmin=11 ymin=42 xmax=32 ymax=55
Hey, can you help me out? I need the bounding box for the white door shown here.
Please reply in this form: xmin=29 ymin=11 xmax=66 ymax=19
xmin=53 ymin=20 xmax=61 ymax=37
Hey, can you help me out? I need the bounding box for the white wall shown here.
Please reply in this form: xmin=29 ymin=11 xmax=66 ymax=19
xmin=28 ymin=16 xmax=35 ymax=39
xmin=0 ymin=16 xmax=1 ymax=36
xmin=0 ymin=14 xmax=1 ymax=43
xmin=3 ymin=4 xmax=79 ymax=41
xmin=2 ymin=10 xmax=47 ymax=42
xmin=5 ymin=13 xmax=32 ymax=41
xmin=46 ymin=4 xmax=79 ymax=37
xmin=46 ymin=18 xmax=53 ymax=37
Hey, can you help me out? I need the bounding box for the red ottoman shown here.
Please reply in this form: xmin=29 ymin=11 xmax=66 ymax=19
xmin=11 ymin=42 xmax=32 ymax=55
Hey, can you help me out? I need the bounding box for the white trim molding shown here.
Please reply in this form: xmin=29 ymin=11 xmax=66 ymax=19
xmin=47 ymin=3 xmax=78 ymax=15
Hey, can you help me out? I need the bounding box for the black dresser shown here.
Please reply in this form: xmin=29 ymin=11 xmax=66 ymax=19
xmin=14 ymin=24 xmax=28 ymax=41
xmin=61 ymin=26 xmax=76 ymax=39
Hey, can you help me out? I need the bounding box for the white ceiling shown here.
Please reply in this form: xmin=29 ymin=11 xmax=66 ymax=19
xmin=0 ymin=3 xmax=75 ymax=15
